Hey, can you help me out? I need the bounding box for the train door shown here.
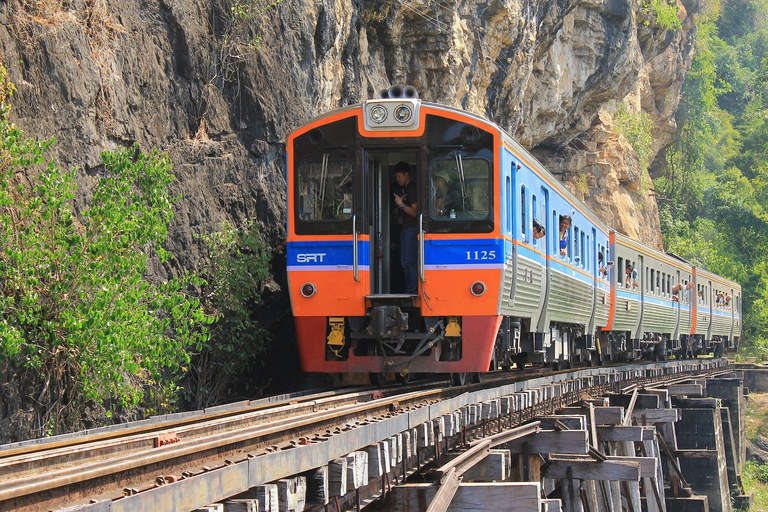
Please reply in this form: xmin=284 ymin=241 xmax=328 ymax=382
xmin=364 ymin=149 xmax=420 ymax=295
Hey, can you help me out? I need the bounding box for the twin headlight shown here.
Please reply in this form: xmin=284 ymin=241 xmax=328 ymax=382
xmin=363 ymin=99 xmax=420 ymax=131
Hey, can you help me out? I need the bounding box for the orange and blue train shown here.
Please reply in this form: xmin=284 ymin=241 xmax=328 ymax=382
xmin=286 ymin=86 xmax=741 ymax=385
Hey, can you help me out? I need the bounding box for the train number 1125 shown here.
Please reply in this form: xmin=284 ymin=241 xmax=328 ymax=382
xmin=466 ymin=250 xmax=496 ymax=261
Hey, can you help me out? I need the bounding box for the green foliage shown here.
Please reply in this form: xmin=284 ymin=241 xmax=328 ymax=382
xmin=186 ymin=221 xmax=275 ymax=408
xmin=655 ymin=0 xmax=768 ymax=354
xmin=642 ymin=0 xmax=683 ymax=31
xmin=614 ymin=103 xmax=655 ymax=171
xmin=0 ymin=65 xmax=212 ymax=434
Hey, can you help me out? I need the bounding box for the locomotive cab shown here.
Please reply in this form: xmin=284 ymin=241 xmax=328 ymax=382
xmin=287 ymin=88 xmax=502 ymax=382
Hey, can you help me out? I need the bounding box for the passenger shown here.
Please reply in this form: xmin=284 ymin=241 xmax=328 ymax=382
xmin=393 ymin=162 xmax=418 ymax=294
xmin=672 ymin=283 xmax=683 ymax=302
xmin=625 ymin=264 xmax=638 ymax=288
xmin=598 ymin=250 xmax=613 ymax=278
xmin=559 ymin=215 xmax=571 ymax=257
xmin=533 ymin=218 xmax=546 ymax=240
xmin=726 ymin=294 xmax=732 ymax=305
xmin=432 ymin=172 xmax=450 ymax=217
xmin=717 ymin=292 xmax=725 ymax=305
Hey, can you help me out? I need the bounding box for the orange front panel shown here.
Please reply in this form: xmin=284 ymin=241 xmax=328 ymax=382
xmin=289 ymin=270 xmax=369 ymax=317
xmin=420 ymin=268 xmax=502 ymax=316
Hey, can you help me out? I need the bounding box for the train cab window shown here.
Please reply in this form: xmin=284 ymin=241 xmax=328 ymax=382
xmin=428 ymin=158 xmax=491 ymax=222
xmin=297 ymin=159 xmax=354 ymax=222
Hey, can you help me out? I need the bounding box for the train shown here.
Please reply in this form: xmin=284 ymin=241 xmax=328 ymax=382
xmin=285 ymin=86 xmax=742 ymax=385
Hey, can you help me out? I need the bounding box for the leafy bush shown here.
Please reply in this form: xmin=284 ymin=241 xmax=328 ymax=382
xmin=0 ymin=64 xmax=212 ymax=435
xmin=642 ymin=0 xmax=683 ymax=31
xmin=187 ymin=221 xmax=275 ymax=408
xmin=614 ymin=103 xmax=655 ymax=171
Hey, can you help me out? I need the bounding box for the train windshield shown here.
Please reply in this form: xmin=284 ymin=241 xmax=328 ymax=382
xmin=297 ymin=159 xmax=354 ymax=221
xmin=429 ymin=158 xmax=490 ymax=220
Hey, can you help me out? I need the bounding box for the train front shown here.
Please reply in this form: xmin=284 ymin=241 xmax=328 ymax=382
xmin=286 ymin=88 xmax=503 ymax=381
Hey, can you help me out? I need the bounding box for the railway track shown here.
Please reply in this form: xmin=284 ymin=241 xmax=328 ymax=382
xmin=0 ymin=360 xmax=728 ymax=511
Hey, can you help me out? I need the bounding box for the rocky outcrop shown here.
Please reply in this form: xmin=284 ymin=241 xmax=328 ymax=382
xmin=0 ymin=0 xmax=697 ymax=262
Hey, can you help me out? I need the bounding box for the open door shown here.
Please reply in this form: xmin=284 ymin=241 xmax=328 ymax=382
xmin=364 ymin=149 xmax=420 ymax=295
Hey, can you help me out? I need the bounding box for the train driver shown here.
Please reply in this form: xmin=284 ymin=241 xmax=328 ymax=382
xmin=393 ymin=162 xmax=418 ymax=294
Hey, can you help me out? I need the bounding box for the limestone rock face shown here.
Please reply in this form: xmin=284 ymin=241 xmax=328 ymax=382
xmin=0 ymin=0 xmax=698 ymax=266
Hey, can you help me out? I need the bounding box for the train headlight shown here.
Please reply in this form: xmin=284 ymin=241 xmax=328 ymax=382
xmin=301 ymin=283 xmax=317 ymax=298
xmin=394 ymin=104 xmax=412 ymax=123
xmin=471 ymin=282 xmax=486 ymax=296
xmin=369 ymin=105 xmax=387 ymax=124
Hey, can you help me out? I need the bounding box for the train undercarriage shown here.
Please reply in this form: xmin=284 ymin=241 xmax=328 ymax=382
xmin=314 ymin=305 xmax=734 ymax=386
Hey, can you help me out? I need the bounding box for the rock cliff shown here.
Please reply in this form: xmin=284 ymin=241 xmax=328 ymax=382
xmin=0 ymin=0 xmax=697 ymax=265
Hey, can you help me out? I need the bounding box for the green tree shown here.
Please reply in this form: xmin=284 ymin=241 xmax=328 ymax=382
xmin=0 ymin=65 xmax=212 ymax=436
xmin=187 ymin=221 xmax=276 ymax=409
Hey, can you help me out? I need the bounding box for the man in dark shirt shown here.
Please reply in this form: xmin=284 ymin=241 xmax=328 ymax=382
xmin=393 ymin=162 xmax=418 ymax=294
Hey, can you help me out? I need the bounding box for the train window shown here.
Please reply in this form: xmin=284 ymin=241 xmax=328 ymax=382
xmin=557 ymin=214 xmax=571 ymax=259
xmin=297 ymin=159 xmax=354 ymax=221
xmin=581 ymin=232 xmax=586 ymax=269
xmin=521 ymin=186 xmax=527 ymax=239
xmin=656 ymin=272 xmax=661 ymax=295
xmin=428 ymin=158 xmax=491 ymax=221
xmin=574 ymin=227 xmax=579 ymax=262
xmin=650 ymin=269 xmax=654 ymax=294
xmin=618 ymin=257 xmax=624 ymax=287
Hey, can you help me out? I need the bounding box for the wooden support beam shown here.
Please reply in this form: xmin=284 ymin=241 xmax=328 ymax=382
xmin=538 ymin=416 xmax=586 ymax=431
xmin=664 ymin=384 xmax=704 ymax=396
xmin=549 ymin=456 xmax=656 ymax=478
xmin=383 ymin=482 xmax=541 ymax=512
xmin=463 ymin=450 xmax=509 ymax=482
xmin=561 ymin=407 xmax=623 ymax=425
xmin=542 ymin=498 xmax=563 ymax=512
xmin=542 ymin=458 xmax=641 ymax=481
xmin=596 ymin=426 xmax=654 ymax=442
xmin=502 ymin=430 xmax=589 ymax=454
xmin=631 ymin=409 xmax=680 ymax=424
xmin=674 ymin=449 xmax=719 ymax=458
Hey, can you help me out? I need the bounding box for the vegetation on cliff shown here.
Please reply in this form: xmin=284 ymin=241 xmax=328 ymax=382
xmin=655 ymin=0 xmax=768 ymax=352
xmin=0 ymin=67 xmax=216 ymax=437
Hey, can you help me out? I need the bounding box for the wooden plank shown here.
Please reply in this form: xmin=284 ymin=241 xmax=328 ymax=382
xmin=537 ymin=416 xmax=586 ymax=431
xmin=463 ymin=450 xmax=509 ymax=482
xmin=246 ymin=484 xmax=277 ymax=512
xmin=384 ymin=482 xmax=541 ymax=512
xmin=561 ymin=407 xmax=623 ymax=425
xmin=542 ymin=459 xmax=641 ymax=481
xmin=346 ymin=451 xmax=368 ymax=489
xmin=665 ymin=384 xmax=703 ymax=396
xmin=631 ymin=409 xmax=680 ymax=424
xmin=304 ymin=466 xmax=329 ymax=505
xmin=675 ymin=449 xmax=719 ymax=458
xmin=277 ymin=477 xmax=306 ymax=512
xmin=550 ymin=456 xmax=656 ymax=478
xmin=328 ymin=457 xmax=347 ymax=497
xmin=596 ymin=426 xmax=644 ymax=442
xmin=542 ymin=499 xmax=563 ymax=512
xmin=223 ymin=499 xmax=257 ymax=512
xmin=503 ymin=430 xmax=589 ymax=454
